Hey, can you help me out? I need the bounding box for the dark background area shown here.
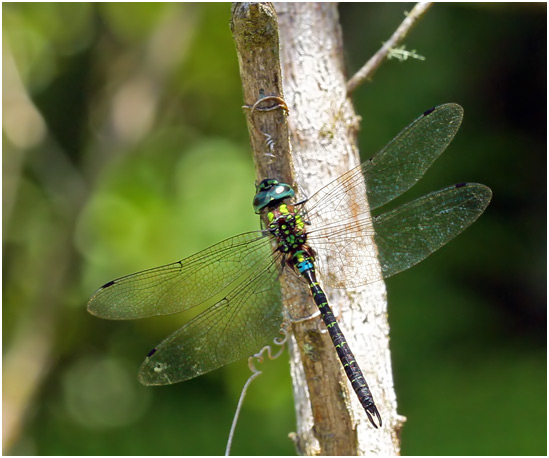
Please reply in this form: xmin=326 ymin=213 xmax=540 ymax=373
xmin=3 ymin=3 xmax=546 ymax=455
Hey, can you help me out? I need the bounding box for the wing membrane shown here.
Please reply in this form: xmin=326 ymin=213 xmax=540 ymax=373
xmin=138 ymin=251 xmax=284 ymax=384
xmin=302 ymin=103 xmax=464 ymax=225
xmin=87 ymin=231 xmax=272 ymax=319
xmin=374 ymin=183 xmax=492 ymax=278
xmin=299 ymin=104 xmax=477 ymax=287
xmin=366 ymin=103 xmax=464 ymax=210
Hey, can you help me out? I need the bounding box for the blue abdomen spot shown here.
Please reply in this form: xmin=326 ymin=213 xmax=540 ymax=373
xmin=296 ymin=260 xmax=314 ymax=273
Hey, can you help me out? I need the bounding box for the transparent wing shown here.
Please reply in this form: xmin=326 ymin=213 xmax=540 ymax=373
xmin=298 ymin=103 xmax=468 ymax=288
xmin=306 ymin=202 xmax=382 ymax=289
xmin=138 ymin=251 xmax=285 ymax=385
xmin=306 ymin=183 xmax=491 ymax=288
xmin=302 ymin=103 xmax=464 ymax=225
xmin=365 ymin=103 xmax=463 ymax=210
xmin=87 ymin=231 xmax=272 ymax=319
xmin=302 ymin=157 xmax=380 ymax=288
xmin=374 ymin=183 xmax=492 ymax=278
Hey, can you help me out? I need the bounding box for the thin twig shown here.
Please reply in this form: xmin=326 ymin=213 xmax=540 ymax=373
xmin=225 ymin=330 xmax=288 ymax=456
xmin=346 ymin=1 xmax=433 ymax=94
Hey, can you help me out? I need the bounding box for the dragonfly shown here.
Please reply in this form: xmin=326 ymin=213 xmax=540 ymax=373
xmin=88 ymin=103 xmax=491 ymax=428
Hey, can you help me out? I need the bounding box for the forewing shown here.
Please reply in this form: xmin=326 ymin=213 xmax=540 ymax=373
xmin=302 ymin=103 xmax=464 ymax=225
xmin=306 ymin=213 xmax=382 ymax=289
xmin=87 ymin=231 xmax=271 ymax=319
xmin=138 ymin=250 xmax=284 ymax=385
xmin=365 ymin=103 xmax=464 ymax=210
xmin=299 ymin=104 xmax=467 ymax=288
xmin=374 ymin=183 xmax=492 ymax=278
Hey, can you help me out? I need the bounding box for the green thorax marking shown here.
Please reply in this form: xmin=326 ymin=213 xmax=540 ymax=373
xmin=267 ymin=203 xmax=307 ymax=254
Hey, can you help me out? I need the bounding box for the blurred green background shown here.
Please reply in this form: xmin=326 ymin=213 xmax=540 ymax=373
xmin=3 ymin=3 xmax=546 ymax=455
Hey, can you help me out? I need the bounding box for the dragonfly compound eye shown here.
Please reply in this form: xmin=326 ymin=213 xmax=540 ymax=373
xmin=253 ymin=180 xmax=295 ymax=213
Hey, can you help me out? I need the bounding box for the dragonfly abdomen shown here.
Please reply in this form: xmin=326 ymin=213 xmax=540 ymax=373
xmin=299 ymin=264 xmax=382 ymax=428
xmin=268 ymin=202 xmax=382 ymax=427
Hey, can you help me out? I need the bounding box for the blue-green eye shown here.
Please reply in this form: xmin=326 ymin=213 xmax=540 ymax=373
xmin=253 ymin=179 xmax=295 ymax=213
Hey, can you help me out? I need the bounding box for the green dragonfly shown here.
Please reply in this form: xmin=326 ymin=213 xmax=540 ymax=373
xmin=88 ymin=103 xmax=491 ymax=427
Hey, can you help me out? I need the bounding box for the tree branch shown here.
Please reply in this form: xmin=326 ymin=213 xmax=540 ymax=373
xmin=231 ymin=2 xmax=294 ymax=185
xmin=346 ymin=1 xmax=432 ymax=94
xmin=232 ymin=2 xmax=404 ymax=455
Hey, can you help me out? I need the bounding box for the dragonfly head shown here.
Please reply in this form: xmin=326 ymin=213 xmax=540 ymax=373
xmin=253 ymin=178 xmax=295 ymax=214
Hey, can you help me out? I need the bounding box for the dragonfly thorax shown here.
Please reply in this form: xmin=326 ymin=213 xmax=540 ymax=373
xmin=253 ymin=178 xmax=295 ymax=214
xmin=267 ymin=203 xmax=307 ymax=254
xmin=266 ymin=203 xmax=317 ymax=278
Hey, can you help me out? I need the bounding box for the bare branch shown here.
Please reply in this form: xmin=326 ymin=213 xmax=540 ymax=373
xmin=231 ymin=2 xmax=294 ymax=185
xmin=346 ymin=1 xmax=433 ymax=94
